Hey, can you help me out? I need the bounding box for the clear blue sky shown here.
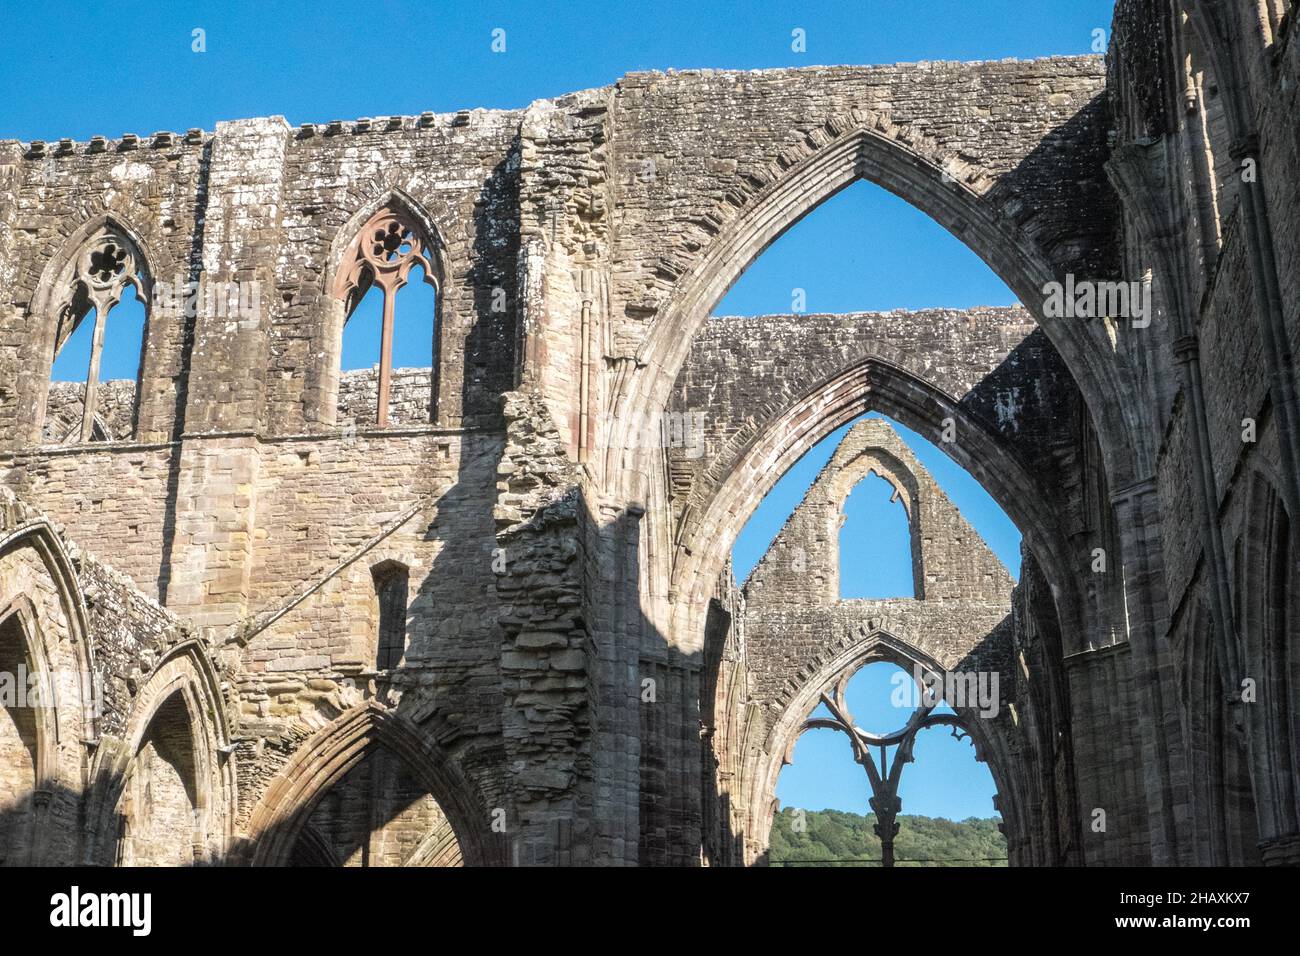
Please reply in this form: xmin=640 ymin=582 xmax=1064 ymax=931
xmin=1 ymin=1 xmax=1115 ymax=141
xmin=18 ymin=0 xmax=1115 ymax=829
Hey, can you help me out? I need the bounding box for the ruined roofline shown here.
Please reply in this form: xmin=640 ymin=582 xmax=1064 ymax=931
xmin=618 ymin=53 xmax=1105 ymax=84
xmin=8 ymin=54 xmax=1107 ymax=156
xmin=7 ymin=105 xmax=526 ymax=159
xmin=707 ymin=304 xmax=1034 ymax=325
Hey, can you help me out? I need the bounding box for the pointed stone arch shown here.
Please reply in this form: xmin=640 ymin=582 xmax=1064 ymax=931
xmin=287 ymin=822 xmax=344 ymax=867
xmin=405 ymin=816 xmax=465 ymax=867
xmin=0 ymin=520 xmax=98 ymax=731
xmin=312 ymin=189 xmax=449 ymax=428
xmin=734 ymin=629 xmax=1017 ymax=866
xmin=0 ymin=518 xmax=100 ymax=864
xmin=1237 ymin=469 xmax=1298 ymax=847
xmin=23 ymin=213 xmax=156 ymax=447
xmin=242 ymin=702 xmax=504 ymax=866
xmin=82 ymin=639 xmax=236 ymax=866
xmin=606 ymin=119 xmax=1137 ymax=508
xmin=1176 ymin=597 xmax=1261 ymax=864
xmin=669 ymin=355 xmax=1081 ymax=657
xmin=0 ymin=598 xmax=59 ymax=865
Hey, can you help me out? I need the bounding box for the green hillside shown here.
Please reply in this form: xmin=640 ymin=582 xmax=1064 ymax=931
xmin=769 ymin=807 xmax=1008 ymax=866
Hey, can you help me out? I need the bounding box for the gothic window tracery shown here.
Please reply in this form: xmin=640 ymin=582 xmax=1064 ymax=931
xmin=47 ymin=228 xmax=150 ymax=444
xmin=333 ymin=207 xmax=440 ymax=427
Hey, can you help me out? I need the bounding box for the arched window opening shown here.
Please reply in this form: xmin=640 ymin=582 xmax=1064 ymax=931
xmin=1182 ymin=599 xmax=1261 ymax=866
xmin=45 ymin=231 xmax=149 ymax=444
xmin=120 ymin=693 xmax=200 ymax=867
xmin=771 ymin=660 xmax=1004 ymax=867
xmin=1265 ymin=506 xmax=1294 ymax=779
xmin=287 ymin=746 xmax=462 ymax=867
xmin=1238 ymin=483 xmax=1297 ymax=839
xmin=734 ymin=414 xmax=1021 ymax=586
xmin=714 ymin=179 xmax=1015 ymax=318
xmin=335 ymin=208 xmax=439 ymax=428
xmin=372 ymin=561 xmax=409 ymax=671
xmin=713 ymin=180 xmax=1024 ymax=590
xmin=1209 ymin=652 xmax=1261 ymax=865
xmin=0 ymin=614 xmax=39 ymax=866
xmin=840 ymin=473 xmax=915 ymax=599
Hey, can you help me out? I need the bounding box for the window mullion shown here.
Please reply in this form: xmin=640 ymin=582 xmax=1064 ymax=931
xmin=377 ymin=286 xmax=395 ymax=427
xmin=80 ymin=303 xmax=110 ymax=443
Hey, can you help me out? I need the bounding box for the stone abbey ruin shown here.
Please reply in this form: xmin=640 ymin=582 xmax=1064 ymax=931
xmin=0 ymin=0 xmax=1297 ymax=866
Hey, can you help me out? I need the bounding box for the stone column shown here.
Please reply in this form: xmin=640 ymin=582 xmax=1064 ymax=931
xmin=1110 ymin=476 xmax=1189 ymax=865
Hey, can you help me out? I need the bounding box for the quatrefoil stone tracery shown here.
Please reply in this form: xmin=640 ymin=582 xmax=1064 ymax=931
xmin=51 ymin=229 xmax=148 ymax=446
xmin=88 ymin=244 xmax=127 ymax=284
xmin=76 ymin=234 xmax=139 ymax=307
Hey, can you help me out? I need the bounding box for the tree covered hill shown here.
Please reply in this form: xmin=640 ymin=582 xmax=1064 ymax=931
xmin=768 ymin=808 xmax=1008 ymax=866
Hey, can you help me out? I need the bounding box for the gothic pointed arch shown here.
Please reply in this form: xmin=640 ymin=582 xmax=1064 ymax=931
xmin=670 ymin=355 xmax=1081 ymax=658
xmin=82 ymin=639 xmax=236 ymax=866
xmin=242 ymin=702 xmax=503 ymax=867
xmin=606 ymin=120 xmax=1140 ymax=508
xmin=738 ymin=630 xmax=1018 ymax=866
xmin=0 ymin=517 xmax=100 ymax=864
xmin=1237 ymin=469 xmax=1298 ymax=845
xmin=1177 ymin=598 xmax=1261 ymax=864
xmin=0 ymin=520 xmax=98 ymax=727
xmin=405 ymin=816 xmax=465 ymax=867
xmin=287 ymin=823 xmax=344 ymax=867
xmin=0 ymin=599 xmax=59 ymax=865
xmin=318 ymin=191 xmax=448 ymax=428
xmin=27 ymin=214 xmax=155 ymax=446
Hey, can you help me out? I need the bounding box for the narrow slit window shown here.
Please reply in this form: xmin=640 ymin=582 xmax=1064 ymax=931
xmin=373 ymin=562 xmax=409 ymax=671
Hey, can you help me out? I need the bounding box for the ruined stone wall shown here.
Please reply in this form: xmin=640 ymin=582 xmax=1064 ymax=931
xmin=295 ymin=748 xmax=456 ymax=867
xmin=601 ymin=60 xmax=1115 ymax=356
xmin=743 ymin=418 xmax=1013 ymax=612
xmin=706 ymin=420 xmax=1032 ymax=860
xmin=669 ymin=308 xmax=1077 ymax=518
xmin=0 ymin=10 xmax=1294 ymax=865
xmin=1110 ymin=0 xmax=1300 ymax=864
xmin=739 ymin=419 xmax=1014 ymax=700
xmin=0 ymin=108 xmax=532 ymax=862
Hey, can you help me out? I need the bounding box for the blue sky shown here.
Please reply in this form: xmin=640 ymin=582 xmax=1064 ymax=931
xmin=0 ymin=0 xmax=1115 ymax=141
xmin=18 ymin=0 xmax=1115 ymax=828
